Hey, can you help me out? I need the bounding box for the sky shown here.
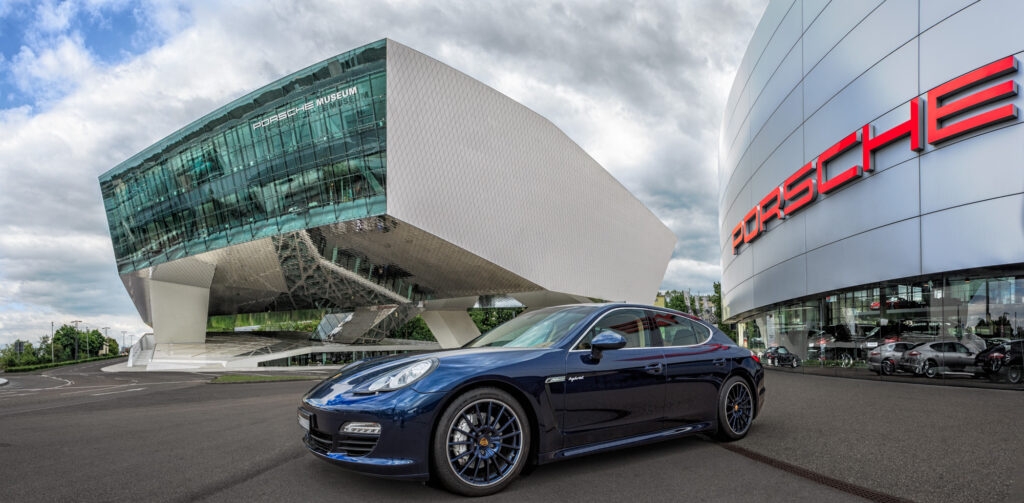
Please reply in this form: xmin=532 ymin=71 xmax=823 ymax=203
xmin=0 ymin=0 xmax=768 ymax=346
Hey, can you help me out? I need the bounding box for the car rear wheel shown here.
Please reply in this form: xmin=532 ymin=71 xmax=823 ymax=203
xmin=923 ymin=360 xmax=939 ymax=378
xmin=790 ymin=358 xmax=799 ymax=368
xmin=1008 ymin=366 xmax=1023 ymax=385
xmin=715 ymin=376 xmax=754 ymax=441
xmin=432 ymin=387 xmax=530 ymax=497
xmin=880 ymin=359 xmax=895 ymax=376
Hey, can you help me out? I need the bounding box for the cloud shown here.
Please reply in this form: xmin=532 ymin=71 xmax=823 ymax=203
xmin=0 ymin=0 xmax=766 ymax=345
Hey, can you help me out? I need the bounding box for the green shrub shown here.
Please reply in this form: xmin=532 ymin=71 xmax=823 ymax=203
xmin=3 ymin=355 xmax=123 ymax=373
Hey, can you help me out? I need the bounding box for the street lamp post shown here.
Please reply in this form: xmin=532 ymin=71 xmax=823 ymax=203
xmin=84 ymin=324 xmax=89 ymax=359
xmin=101 ymin=327 xmax=110 ymax=356
xmin=50 ymin=321 xmax=54 ymax=363
xmin=122 ymin=331 xmax=127 ymax=354
xmin=70 ymin=320 xmax=82 ymax=360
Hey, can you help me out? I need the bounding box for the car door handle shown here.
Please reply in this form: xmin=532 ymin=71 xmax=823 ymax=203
xmin=713 ymin=358 xmax=726 ymax=367
xmin=644 ymin=362 xmax=664 ymax=375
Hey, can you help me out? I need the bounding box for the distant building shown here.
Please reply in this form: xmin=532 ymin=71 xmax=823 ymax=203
xmin=99 ymin=39 xmax=675 ymax=369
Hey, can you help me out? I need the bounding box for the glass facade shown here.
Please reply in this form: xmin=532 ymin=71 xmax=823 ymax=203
xmin=99 ymin=40 xmax=388 ymax=273
xmin=736 ymin=266 xmax=1024 ymax=388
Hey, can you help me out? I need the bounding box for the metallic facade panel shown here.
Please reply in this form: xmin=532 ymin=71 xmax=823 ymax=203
xmin=802 ymin=0 xmax=883 ymax=74
xmin=752 ymin=254 xmax=807 ymax=309
xmin=920 ymin=123 xmax=1024 ymax=214
xmin=921 ymin=194 xmax=1024 ymax=274
xmin=384 ymin=40 xmax=675 ymax=304
xmin=802 ymin=39 xmax=918 ymax=161
xmin=746 ymin=128 xmax=803 ymax=216
xmin=920 ymin=0 xmax=980 ymax=31
xmin=919 ymin=0 xmax=1024 ymax=91
xmin=805 ymin=218 xmax=921 ymax=295
xmin=802 ymin=0 xmax=917 ymax=118
xmin=747 ymin=44 xmax=803 ymax=150
xmin=802 ymin=0 xmax=830 ymax=31
xmin=804 ymin=157 xmax=920 ymax=251
xmin=750 ymin=209 xmax=807 ymax=276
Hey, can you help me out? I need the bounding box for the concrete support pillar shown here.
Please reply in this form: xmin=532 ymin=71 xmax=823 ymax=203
xmin=422 ymin=296 xmax=480 ymax=349
xmin=421 ymin=310 xmax=481 ymax=349
xmin=149 ymin=280 xmax=212 ymax=344
xmin=145 ymin=258 xmax=217 ymax=345
xmin=511 ymin=290 xmax=594 ymax=313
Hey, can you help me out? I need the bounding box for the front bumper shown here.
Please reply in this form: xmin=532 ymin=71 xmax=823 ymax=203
xmin=298 ymin=388 xmax=445 ymax=481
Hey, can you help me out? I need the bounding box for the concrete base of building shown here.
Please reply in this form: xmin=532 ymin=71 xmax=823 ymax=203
xmin=116 ymin=333 xmax=440 ymax=372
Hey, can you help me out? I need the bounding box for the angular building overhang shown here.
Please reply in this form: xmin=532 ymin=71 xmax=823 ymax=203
xmin=101 ymin=39 xmax=675 ymax=364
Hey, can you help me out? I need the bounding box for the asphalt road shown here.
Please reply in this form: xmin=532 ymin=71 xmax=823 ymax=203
xmin=0 ymin=361 xmax=1020 ymax=502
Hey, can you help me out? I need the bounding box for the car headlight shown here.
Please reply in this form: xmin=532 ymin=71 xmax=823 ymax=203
xmin=356 ymin=359 xmax=438 ymax=393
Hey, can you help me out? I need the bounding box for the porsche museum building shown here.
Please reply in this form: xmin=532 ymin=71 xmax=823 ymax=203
xmin=99 ymin=39 xmax=675 ymax=369
xmin=719 ymin=0 xmax=1024 ymax=386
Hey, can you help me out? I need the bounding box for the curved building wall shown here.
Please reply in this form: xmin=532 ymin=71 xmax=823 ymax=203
xmin=719 ymin=0 xmax=1024 ymax=327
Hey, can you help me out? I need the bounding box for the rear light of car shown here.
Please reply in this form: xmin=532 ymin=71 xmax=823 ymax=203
xmin=908 ymin=351 xmax=920 ymax=357
xmin=870 ymin=351 xmax=880 ymax=356
xmin=990 ymin=353 xmax=1005 ymax=359
xmin=749 ymin=351 xmax=760 ymax=364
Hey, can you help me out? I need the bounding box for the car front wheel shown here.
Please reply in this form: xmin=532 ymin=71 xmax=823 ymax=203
xmin=432 ymin=387 xmax=530 ymax=496
xmin=715 ymin=376 xmax=755 ymax=441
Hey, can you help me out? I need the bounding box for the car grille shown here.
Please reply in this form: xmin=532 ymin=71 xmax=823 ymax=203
xmin=307 ymin=429 xmax=333 ymax=454
xmin=337 ymin=433 xmax=379 ymax=457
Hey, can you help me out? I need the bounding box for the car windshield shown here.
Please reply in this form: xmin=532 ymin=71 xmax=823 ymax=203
xmin=463 ymin=306 xmax=597 ymax=348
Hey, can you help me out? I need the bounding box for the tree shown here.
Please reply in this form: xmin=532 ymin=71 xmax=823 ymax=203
xmin=712 ymin=282 xmax=736 ymax=341
xmin=664 ymin=290 xmax=689 ymax=313
xmin=468 ymin=308 xmax=524 ymax=333
xmin=393 ymin=316 xmax=435 ymax=342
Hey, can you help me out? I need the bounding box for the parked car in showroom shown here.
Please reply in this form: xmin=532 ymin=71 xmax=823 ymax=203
xmin=297 ymin=304 xmax=765 ymax=496
xmin=975 ymin=339 xmax=1023 ymax=384
xmin=764 ymin=345 xmax=800 ymax=367
xmin=898 ymin=341 xmax=978 ymax=378
xmin=868 ymin=342 xmax=917 ymax=375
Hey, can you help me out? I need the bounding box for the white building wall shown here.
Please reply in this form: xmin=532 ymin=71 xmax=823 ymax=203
xmin=386 ymin=40 xmax=675 ymax=304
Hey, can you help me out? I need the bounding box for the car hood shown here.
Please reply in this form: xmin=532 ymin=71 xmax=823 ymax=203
xmin=303 ymin=346 xmax=554 ymax=406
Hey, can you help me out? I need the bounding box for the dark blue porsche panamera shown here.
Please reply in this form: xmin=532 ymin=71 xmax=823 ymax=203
xmin=298 ymin=303 xmax=765 ymax=496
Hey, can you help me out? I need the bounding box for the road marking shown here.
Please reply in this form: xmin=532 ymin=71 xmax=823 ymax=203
xmin=92 ymin=388 xmax=146 ymax=396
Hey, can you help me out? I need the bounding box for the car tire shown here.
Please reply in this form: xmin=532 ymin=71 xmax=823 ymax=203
xmin=923 ymin=360 xmax=939 ymax=378
xmin=431 ymin=387 xmax=531 ymax=497
xmin=880 ymin=359 xmax=895 ymax=376
xmin=1008 ymin=366 xmax=1023 ymax=385
xmin=715 ymin=376 xmax=755 ymax=442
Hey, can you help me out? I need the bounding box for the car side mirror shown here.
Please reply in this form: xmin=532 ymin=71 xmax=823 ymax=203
xmin=590 ymin=331 xmax=627 ymax=360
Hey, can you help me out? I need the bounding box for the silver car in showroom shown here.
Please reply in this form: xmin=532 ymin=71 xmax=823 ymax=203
xmin=868 ymin=342 xmax=917 ymax=375
xmin=898 ymin=341 xmax=978 ymax=378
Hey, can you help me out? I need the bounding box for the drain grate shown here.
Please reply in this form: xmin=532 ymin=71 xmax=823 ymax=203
xmin=720 ymin=444 xmax=914 ymax=503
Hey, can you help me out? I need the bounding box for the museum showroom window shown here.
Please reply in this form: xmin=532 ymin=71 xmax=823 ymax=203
xmin=99 ymin=41 xmax=388 ymax=273
xmin=736 ymin=267 xmax=1024 ymax=389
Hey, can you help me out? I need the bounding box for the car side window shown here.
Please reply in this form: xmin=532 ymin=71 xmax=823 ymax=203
xmin=955 ymin=343 xmax=971 ymax=354
xmin=576 ymin=309 xmax=653 ymax=350
xmin=649 ymin=312 xmax=709 ymax=347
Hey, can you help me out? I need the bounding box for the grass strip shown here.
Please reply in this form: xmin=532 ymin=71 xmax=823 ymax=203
xmin=209 ymin=374 xmax=323 ymax=384
xmin=3 ymin=355 xmax=124 ymax=373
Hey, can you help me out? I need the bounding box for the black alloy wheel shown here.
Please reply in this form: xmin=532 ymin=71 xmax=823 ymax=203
xmin=881 ymin=359 xmax=896 ymax=376
xmin=432 ymin=387 xmax=530 ymax=496
xmin=1008 ymin=365 xmax=1023 ymax=385
xmin=715 ymin=376 xmax=754 ymax=441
